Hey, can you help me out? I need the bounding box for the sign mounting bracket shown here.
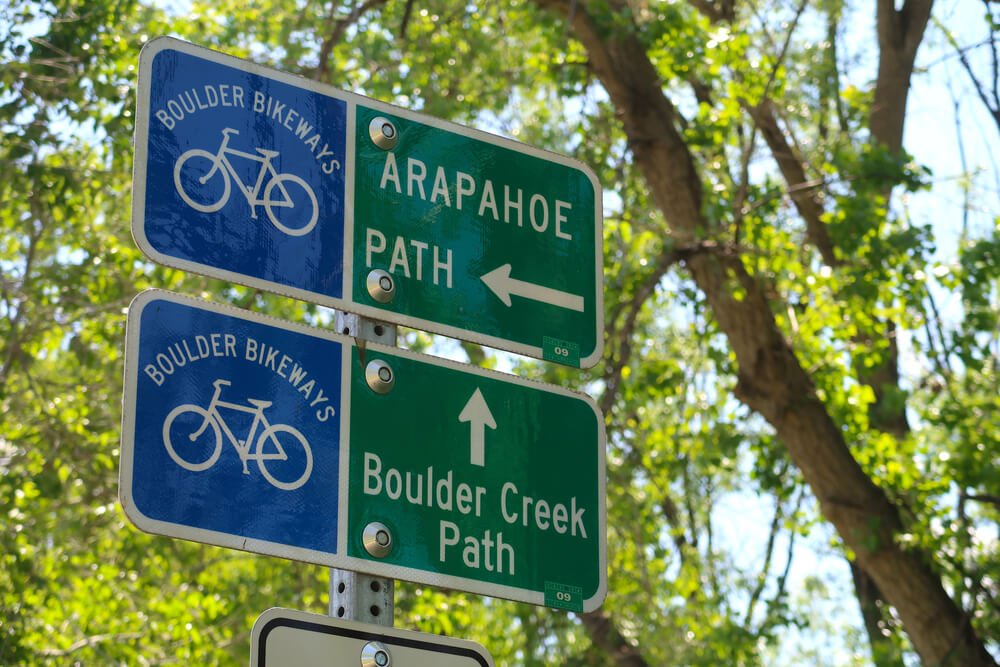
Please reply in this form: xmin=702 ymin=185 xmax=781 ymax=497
xmin=329 ymin=310 xmax=396 ymax=626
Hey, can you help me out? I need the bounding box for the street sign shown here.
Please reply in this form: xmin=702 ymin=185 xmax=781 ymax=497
xmin=132 ymin=37 xmax=603 ymax=367
xmin=251 ymin=608 xmax=494 ymax=667
xmin=120 ymin=289 xmax=606 ymax=611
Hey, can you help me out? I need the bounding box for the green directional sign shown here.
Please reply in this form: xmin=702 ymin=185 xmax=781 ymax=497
xmin=352 ymin=106 xmax=603 ymax=368
xmin=346 ymin=347 xmax=606 ymax=611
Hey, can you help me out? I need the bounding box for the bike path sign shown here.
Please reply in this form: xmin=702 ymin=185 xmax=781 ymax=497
xmin=132 ymin=37 xmax=603 ymax=368
xmin=120 ymin=289 xmax=606 ymax=611
xmin=251 ymin=607 xmax=494 ymax=667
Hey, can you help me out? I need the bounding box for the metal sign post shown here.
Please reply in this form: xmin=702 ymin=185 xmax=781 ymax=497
xmin=329 ymin=311 xmax=395 ymax=627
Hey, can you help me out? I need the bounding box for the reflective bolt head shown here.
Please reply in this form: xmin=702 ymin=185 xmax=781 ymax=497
xmin=366 ymin=269 xmax=395 ymax=304
xmin=365 ymin=359 xmax=394 ymax=394
xmin=369 ymin=116 xmax=398 ymax=150
xmin=361 ymin=641 xmax=391 ymax=667
xmin=363 ymin=522 xmax=393 ymax=558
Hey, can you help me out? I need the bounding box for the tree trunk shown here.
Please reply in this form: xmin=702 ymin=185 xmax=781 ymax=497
xmin=580 ymin=610 xmax=650 ymax=667
xmin=533 ymin=1 xmax=997 ymax=664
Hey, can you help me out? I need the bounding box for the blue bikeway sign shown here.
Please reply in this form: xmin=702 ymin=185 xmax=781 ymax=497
xmin=120 ymin=290 xmax=607 ymax=611
xmin=132 ymin=37 xmax=603 ymax=368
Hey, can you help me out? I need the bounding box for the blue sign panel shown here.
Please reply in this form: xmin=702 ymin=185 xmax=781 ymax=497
xmin=134 ymin=40 xmax=347 ymax=299
xmin=121 ymin=291 xmax=344 ymax=558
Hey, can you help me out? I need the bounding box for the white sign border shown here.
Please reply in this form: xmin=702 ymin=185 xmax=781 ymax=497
xmin=132 ymin=37 xmax=604 ymax=368
xmin=251 ymin=607 xmax=495 ymax=667
xmin=120 ymin=289 xmax=608 ymax=612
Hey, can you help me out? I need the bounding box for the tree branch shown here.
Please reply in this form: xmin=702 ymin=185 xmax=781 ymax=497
xmin=0 ymin=194 xmax=45 ymax=390
xmin=871 ymin=0 xmax=934 ymax=155
xmin=695 ymin=0 xmax=838 ymax=265
xmin=744 ymin=489 xmax=784 ymax=625
xmin=39 ymin=632 xmax=143 ymax=658
xmin=688 ymin=0 xmax=735 ymax=24
xmin=964 ymin=493 xmax=1000 ymax=507
xmin=601 ymin=241 xmax=728 ymax=415
xmin=315 ymin=0 xmax=389 ymax=81
xmin=746 ymin=100 xmax=837 ymax=265
xmin=937 ymin=14 xmax=1000 ymax=136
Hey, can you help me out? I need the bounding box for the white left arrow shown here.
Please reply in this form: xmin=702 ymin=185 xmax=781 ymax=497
xmin=459 ymin=388 xmax=497 ymax=467
xmin=481 ymin=263 xmax=585 ymax=312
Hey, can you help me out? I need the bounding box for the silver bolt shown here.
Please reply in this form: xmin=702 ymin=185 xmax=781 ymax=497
xmin=369 ymin=116 xmax=398 ymax=150
xmin=361 ymin=641 xmax=392 ymax=667
xmin=363 ymin=522 xmax=393 ymax=558
xmin=365 ymin=359 xmax=394 ymax=394
xmin=366 ymin=269 xmax=395 ymax=304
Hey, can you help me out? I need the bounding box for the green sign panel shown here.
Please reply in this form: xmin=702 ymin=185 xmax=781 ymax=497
xmin=347 ymin=347 xmax=607 ymax=612
xmin=352 ymin=106 xmax=603 ymax=368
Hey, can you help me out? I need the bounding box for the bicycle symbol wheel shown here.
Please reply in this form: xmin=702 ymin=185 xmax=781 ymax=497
xmin=162 ymin=404 xmax=223 ymax=472
xmin=256 ymin=424 xmax=313 ymax=491
xmin=263 ymin=173 xmax=319 ymax=236
xmin=174 ymin=149 xmax=231 ymax=213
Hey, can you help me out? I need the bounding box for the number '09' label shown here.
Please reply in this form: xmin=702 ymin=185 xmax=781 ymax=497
xmin=543 ymin=337 xmax=581 ymax=367
xmin=545 ymin=582 xmax=583 ymax=612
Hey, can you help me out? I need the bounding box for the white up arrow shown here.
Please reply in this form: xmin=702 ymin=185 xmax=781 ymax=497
xmin=480 ymin=264 xmax=585 ymax=312
xmin=459 ymin=388 xmax=497 ymax=467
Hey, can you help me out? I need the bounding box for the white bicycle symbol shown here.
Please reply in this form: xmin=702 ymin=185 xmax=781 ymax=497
xmin=162 ymin=378 xmax=314 ymax=491
xmin=173 ymin=128 xmax=319 ymax=236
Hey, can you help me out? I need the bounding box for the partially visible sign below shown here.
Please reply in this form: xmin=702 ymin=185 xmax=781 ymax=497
xmin=251 ymin=607 xmax=494 ymax=667
xmin=120 ymin=290 xmax=607 ymax=611
xmin=132 ymin=37 xmax=603 ymax=367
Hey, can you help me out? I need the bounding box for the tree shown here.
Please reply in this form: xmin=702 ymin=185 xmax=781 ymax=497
xmin=526 ymin=1 xmax=996 ymax=664
xmin=1 ymin=0 xmax=998 ymax=665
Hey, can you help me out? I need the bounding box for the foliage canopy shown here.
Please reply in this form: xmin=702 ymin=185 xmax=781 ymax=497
xmin=1 ymin=0 xmax=998 ymax=665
